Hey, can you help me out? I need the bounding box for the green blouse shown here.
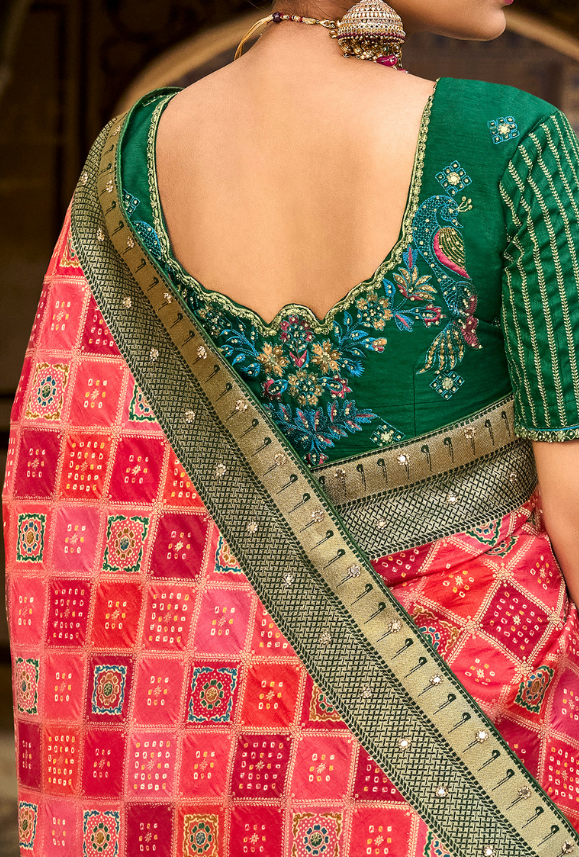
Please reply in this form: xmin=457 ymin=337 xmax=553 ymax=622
xmin=120 ymin=77 xmax=579 ymax=465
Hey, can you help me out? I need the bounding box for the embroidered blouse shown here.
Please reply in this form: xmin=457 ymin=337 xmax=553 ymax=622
xmin=120 ymin=77 xmax=579 ymax=465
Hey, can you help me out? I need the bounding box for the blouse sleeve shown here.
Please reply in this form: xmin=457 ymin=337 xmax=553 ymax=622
xmin=500 ymin=109 xmax=579 ymax=441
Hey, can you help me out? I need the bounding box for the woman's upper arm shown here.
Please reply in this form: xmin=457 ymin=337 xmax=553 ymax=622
xmin=500 ymin=109 xmax=579 ymax=443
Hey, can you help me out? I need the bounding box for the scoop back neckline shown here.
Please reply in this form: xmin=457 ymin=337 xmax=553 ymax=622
xmin=145 ymin=76 xmax=443 ymax=335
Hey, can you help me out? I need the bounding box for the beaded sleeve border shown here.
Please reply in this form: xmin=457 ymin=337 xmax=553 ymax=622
xmin=70 ymin=111 xmax=578 ymax=857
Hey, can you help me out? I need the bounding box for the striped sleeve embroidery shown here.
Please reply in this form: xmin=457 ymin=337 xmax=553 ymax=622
xmin=499 ymin=110 xmax=579 ymax=441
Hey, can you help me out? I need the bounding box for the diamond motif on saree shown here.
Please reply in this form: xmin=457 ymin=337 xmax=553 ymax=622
xmin=44 ymin=724 xmax=79 ymax=794
xmin=128 ymin=733 xmax=176 ymax=797
xmin=188 ymin=665 xmax=238 ymax=723
xmin=182 ymin=814 xmax=219 ymax=857
xmin=17 ymin=513 xmax=46 ymax=563
xmin=141 ymin=585 xmax=194 ymax=651
xmin=18 ymin=801 xmax=38 ymax=851
xmin=91 ymin=664 xmax=127 ymax=716
xmin=25 ymin=362 xmax=70 ymax=420
xmin=291 ymin=813 xmax=342 ymax=857
xmin=545 ymin=737 xmax=579 ymax=814
xmin=83 ymin=809 xmax=120 ymax=857
xmin=14 ymin=429 xmax=61 ymax=499
xmin=15 ymin=657 xmax=39 ymax=715
xmin=126 ymin=805 xmax=172 ymax=857
xmin=231 ymin=734 xmax=292 ymax=799
xmin=90 ymin=581 xmax=142 ymax=650
xmin=480 ymin=584 xmax=550 ymax=658
xmin=82 ymin=729 xmax=125 ymax=798
xmin=48 ymin=579 xmax=92 ymax=647
xmin=103 ymin=514 xmax=150 ymax=573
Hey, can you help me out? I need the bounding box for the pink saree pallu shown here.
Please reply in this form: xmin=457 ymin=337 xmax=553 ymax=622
xmin=3 ymin=115 xmax=579 ymax=857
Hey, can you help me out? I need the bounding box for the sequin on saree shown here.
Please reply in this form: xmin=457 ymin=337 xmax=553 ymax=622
xmin=4 ymin=101 xmax=579 ymax=857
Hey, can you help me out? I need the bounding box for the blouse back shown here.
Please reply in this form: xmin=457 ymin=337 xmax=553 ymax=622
xmin=120 ymin=77 xmax=579 ymax=466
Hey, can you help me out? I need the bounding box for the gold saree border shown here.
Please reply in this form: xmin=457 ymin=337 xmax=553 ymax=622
xmin=69 ymin=107 xmax=578 ymax=857
xmin=316 ymin=395 xmax=538 ymax=557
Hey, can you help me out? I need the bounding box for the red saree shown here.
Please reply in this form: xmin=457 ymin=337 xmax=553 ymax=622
xmin=3 ymin=109 xmax=579 ymax=857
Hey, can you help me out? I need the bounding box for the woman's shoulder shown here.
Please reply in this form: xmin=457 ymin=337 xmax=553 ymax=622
xmin=437 ymin=76 xmax=560 ymax=142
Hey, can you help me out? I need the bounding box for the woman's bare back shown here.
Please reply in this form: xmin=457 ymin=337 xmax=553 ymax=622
xmin=156 ymin=40 xmax=435 ymax=323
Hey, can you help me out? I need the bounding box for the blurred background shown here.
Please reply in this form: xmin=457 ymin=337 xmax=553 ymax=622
xmin=1 ymin=0 xmax=579 ymax=852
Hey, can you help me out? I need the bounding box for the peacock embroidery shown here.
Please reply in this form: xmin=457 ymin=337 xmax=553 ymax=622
xmin=412 ymin=188 xmax=479 ymax=383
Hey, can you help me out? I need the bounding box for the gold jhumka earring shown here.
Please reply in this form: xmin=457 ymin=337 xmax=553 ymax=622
xmin=234 ymin=0 xmax=407 ymax=70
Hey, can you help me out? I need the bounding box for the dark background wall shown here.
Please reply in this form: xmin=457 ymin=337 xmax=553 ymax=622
xmin=2 ymin=0 xmax=579 ymax=656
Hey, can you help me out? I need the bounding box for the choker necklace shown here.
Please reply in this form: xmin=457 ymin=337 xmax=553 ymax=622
xmin=234 ymin=1 xmax=407 ymax=70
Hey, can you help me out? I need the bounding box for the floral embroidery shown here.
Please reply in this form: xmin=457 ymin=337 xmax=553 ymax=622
xmin=91 ymin=664 xmax=127 ymax=715
xmin=258 ymin=342 xmax=289 ymax=377
xmin=488 ymin=116 xmax=519 ymax=145
xmin=26 ymin=362 xmax=70 ymax=420
xmin=83 ymin=810 xmax=120 ymax=857
xmin=268 ymin=398 xmax=377 ymax=466
xmin=356 ymin=291 xmax=392 ymax=329
xmin=103 ymin=514 xmax=149 ymax=573
xmin=412 ymin=191 xmax=479 ymax=380
xmin=292 ymin=813 xmax=342 ymax=857
xmin=18 ymin=802 xmax=38 ymax=851
xmin=15 ymin=657 xmax=39 ymax=714
xmin=209 ymin=285 xmax=442 ymax=464
xmin=188 ymin=666 xmax=238 ymax=723
xmin=515 ymin=665 xmax=554 ymax=714
xmin=17 ymin=513 xmax=46 ymax=563
xmin=436 ymin=161 xmax=472 ymax=196
xmin=183 ymin=815 xmax=220 ymax=857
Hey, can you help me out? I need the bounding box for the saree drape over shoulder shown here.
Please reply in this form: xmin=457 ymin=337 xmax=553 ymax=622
xmin=4 ymin=77 xmax=579 ymax=857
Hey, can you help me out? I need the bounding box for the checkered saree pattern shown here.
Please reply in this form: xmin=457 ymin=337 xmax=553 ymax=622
xmin=4 ymin=202 xmax=579 ymax=856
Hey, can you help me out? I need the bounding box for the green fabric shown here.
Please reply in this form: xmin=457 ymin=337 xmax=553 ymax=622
xmin=500 ymin=110 xmax=579 ymax=440
xmin=120 ymin=77 xmax=579 ymax=466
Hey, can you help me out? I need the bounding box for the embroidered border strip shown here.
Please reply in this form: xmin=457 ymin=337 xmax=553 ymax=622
xmin=314 ymin=397 xmax=538 ymax=557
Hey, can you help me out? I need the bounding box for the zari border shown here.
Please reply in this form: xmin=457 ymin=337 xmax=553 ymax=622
xmin=70 ymin=110 xmax=578 ymax=857
xmin=315 ymin=396 xmax=538 ymax=558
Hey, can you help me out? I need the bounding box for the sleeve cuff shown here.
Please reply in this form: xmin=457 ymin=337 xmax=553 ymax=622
xmin=515 ymin=423 xmax=579 ymax=442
